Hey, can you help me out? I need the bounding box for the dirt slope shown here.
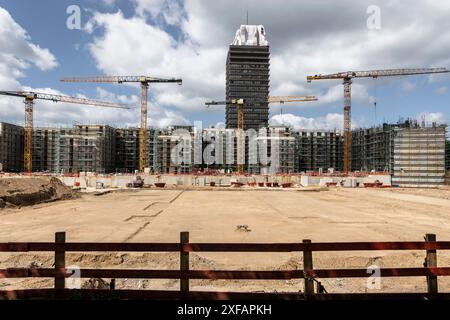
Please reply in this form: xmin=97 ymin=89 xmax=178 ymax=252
xmin=0 ymin=177 xmax=79 ymax=208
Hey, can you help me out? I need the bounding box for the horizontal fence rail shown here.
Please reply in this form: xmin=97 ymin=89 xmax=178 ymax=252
xmin=0 ymin=232 xmax=448 ymax=300
xmin=3 ymin=267 xmax=450 ymax=279
xmin=2 ymin=242 xmax=450 ymax=252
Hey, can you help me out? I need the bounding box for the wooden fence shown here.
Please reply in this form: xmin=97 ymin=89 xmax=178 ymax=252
xmin=1 ymin=232 xmax=450 ymax=300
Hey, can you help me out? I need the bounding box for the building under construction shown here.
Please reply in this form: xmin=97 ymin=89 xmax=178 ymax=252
xmin=352 ymin=125 xmax=393 ymax=172
xmin=391 ymin=122 xmax=447 ymax=188
xmin=0 ymin=122 xmax=24 ymax=172
xmin=31 ymin=125 xmax=184 ymax=175
xmin=32 ymin=127 xmax=72 ymax=173
xmin=352 ymin=120 xmax=447 ymax=188
xmin=115 ymin=128 xmax=140 ymax=173
xmin=248 ymin=127 xmax=295 ymax=174
xmin=446 ymin=139 xmax=450 ymax=171
xmin=1 ymin=120 xmax=448 ymax=187
xmin=293 ymin=130 xmax=344 ymax=173
xmin=197 ymin=126 xmax=295 ymax=174
xmin=32 ymin=125 xmax=116 ymax=174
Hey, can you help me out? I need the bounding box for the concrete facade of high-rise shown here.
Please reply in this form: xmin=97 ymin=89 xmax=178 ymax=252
xmin=226 ymin=25 xmax=270 ymax=130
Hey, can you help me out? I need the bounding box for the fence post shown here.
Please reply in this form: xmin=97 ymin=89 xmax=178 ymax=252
xmin=54 ymin=232 xmax=66 ymax=290
xmin=110 ymin=279 xmax=116 ymax=290
xmin=180 ymin=231 xmax=190 ymax=294
xmin=303 ymin=239 xmax=314 ymax=296
xmin=425 ymin=233 xmax=438 ymax=295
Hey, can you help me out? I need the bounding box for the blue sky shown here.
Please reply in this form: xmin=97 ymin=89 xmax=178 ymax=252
xmin=0 ymin=0 xmax=449 ymax=131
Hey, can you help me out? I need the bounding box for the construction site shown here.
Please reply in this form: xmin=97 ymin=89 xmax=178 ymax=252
xmin=1 ymin=23 xmax=450 ymax=300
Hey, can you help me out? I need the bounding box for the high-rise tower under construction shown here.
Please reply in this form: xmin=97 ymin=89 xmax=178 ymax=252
xmin=226 ymin=25 xmax=270 ymax=130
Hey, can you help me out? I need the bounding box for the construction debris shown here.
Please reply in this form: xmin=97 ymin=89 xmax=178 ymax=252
xmin=126 ymin=176 xmax=144 ymax=188
xmin=81 ymin=278 xmax=110 ymax=290
xmin=236 ymin=225 xmax=251 ymax=232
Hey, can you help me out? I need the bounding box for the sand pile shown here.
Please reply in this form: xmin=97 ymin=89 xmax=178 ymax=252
xmin=0 ymin=177 xmax=79 ymax=208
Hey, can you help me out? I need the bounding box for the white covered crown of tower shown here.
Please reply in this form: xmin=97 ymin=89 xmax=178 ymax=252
xmin=232 ymin=25 xmax=269 ymax=46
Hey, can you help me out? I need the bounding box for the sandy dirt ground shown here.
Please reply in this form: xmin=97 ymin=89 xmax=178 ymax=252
xmin=1 ymin=187 xmax=450 ymax=294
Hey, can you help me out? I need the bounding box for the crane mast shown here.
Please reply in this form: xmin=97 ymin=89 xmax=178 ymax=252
xmin=24 ymin=97 xmax=33 ymax=173
xmin=307 ymin=67 xmax=449 ymax=174
xmin=343 ymin=78 xmax=352 ymax=173
xmin=140 ymin=82 xmax=149 ymax=173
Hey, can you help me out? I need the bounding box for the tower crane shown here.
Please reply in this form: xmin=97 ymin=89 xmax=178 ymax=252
xmin=0 ymin=90 xmax=129 ymax=174
xmin=306 ymin=68 xmax=449 ymax=173
xmin=205 ymin=95 xmax=318 ymax=174
xmin=60 ymin=76 xmax=182 ymax=173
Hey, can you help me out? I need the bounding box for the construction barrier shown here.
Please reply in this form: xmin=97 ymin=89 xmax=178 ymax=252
xmin=0 ymin=232 xmax=449 ymax=300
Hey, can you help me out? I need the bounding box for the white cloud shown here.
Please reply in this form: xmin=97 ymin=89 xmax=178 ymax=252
xmin=96 ymin=87 xmax=140 ymax=105
xmin=401 ymin=81 xmax=416 ymax=93
xmin=95 ymin=87 xmax=190 ymax=128
xmin=319 ymin=83 xmax=374 ymax=105
xmin=0 ymin=7 xmax=58 ymax=72
xmin=270 ymin=113 xmax=345 ymax=131
xmin=270 ymin=81 xmax=309 ymax=97
xmin=87 ymin=11 xmax=176 ymax=74
xmin=134 ymin=0 xmax=165 ymax=17
xmin=0 ymin=6 xmax=60 ymax=124
xmin=182 ymin=0 xmax=450 ymax=107
xmin=415 ymin=112 xmax=446 ymax=125
xmin=84 ymin=10 xmax=226 ymax=117
xmin=436 ymin=86 xmax=448 ymax=95
xmin=0 ymin=8 xmax=126 ymax=126
xmin=101 ymin=0 xmax=116 ymax=7
xmin=4 ymin=1 xmax=450 ymax=130
xmin=0 ymin=95 xmax=23 ymax=123
xmin=133 ymin=0 xmax=185 ymax=26
xmin=80 ymin=1 xmax=450 ymax=129
xmin=152 ymin=109 xmax=190 ymax=128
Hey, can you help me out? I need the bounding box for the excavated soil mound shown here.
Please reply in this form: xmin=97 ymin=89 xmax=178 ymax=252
xmin=0 ymin=177 xmax=79 ymax=208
